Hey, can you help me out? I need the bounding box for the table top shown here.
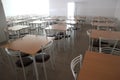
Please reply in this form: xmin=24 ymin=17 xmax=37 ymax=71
xmin=92 ymin=16 xmax=114 ymax=23
xmin=74 ymin=16 xmax=86 ymax=19
xmin=45 ymin=23 xmax=70 ymax=31
xmin=91 ymin=22 xmax=116 ymax=27
xmin=45 ymin=17 xmax=58 ymax=20
xmin=65 ymin=20 xmax=78 ymax=24
xmin=29 ymin=20 xmax=46 ymax=24
xmin=8 ymin=25 xmax=29 ymax=31
xmin=77 ymin=18 xmax=86 ymax=21
xmin=66 ymin=18 xmax=86 ymax=22
xmin=90 ymin=29 xmax=120 ymax=40
xmin=2 ymin=35 xmax=53 ymax=55
xmin=77 ymin=51 xmax=120 ymax=80
xmin=12 ymin=20 xmax=26 ymax=23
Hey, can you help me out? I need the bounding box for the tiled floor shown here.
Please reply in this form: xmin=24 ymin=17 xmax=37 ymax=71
xmin=0 ymin=23 xmax=91 ymax=80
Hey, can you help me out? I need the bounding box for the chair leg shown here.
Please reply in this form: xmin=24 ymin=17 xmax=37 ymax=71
xmin=88 ymin=36 xmax=91 ymax=50
xmin=19 ymin=53 xmax=27 ymax=80
xmin=52 ymin=41 xmax=56 ymax=64
xmin=32 ymin=55 xmax=39 ymax=80
xmin=90 ymin=38 xmax=94 ymax=51
xmin=49 ymin=52 xmax=55 ymax=70
xmin=42 ymin=54 xmax=48 ymax=80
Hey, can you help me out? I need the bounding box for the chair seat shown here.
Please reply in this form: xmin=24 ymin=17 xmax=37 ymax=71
xmin=54 ymin=36 xmax=63 ymax=40
xmin=9 ymin=34 xmax=18 ymax=37
xmin=16 ymin=53 xmax=29 ymax=57
xmin=20 ymin=32 xmax=29 ymax=35
xmin=102 ymin=50 xmax=112 ymax=54
xmin=37 ymin=50 xmax=42 ymax=53
xmin=20 ymin=53 xmax=30 ymax=57
xmin=64 ymin=35 xmax=71 ymax=38
xmin=72 ymin=27 xmax=80 ymax=30
xmin=9 ymin=34 xmax=18 ymax=39
xmin=93 ymin=40 xmax=108 ymax=47
xmin=16 ymin=57 xmax=33 ymax=67
xmin=29 ymin=28 xmax=37 ymax=30
xmin=101 ymin=48 xmax=112 ymax=54
xmin=56 ymin=32 xmax=70 ymax=38
xmin=56 ymin=32 xmax=64 ymax=35
xmin=35 ymin=53 xmax=50 ymax=63
xmin=46 ymin=34 xmax=56 ymax=37
xmin=110 ymin=45 xmax=120 ymax=49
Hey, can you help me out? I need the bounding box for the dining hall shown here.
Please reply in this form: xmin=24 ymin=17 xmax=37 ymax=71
xmin=0 ymin=0 xmax=120 ymax=80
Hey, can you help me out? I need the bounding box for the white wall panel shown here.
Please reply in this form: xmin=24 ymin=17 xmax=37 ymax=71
xmin=0 ymin=0 xmax=8 ymax=43
xmin=115 ymin=0 xmax=120 ymax=20
xmin=49 ymin=0 xmax=117 ymax=17
xmin=75 ymin=0 xmax=117 ymax=17
xmin=49 ymin=0 xmax=67 ymax=16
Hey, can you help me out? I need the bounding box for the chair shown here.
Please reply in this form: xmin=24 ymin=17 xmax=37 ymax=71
xmin=8 ymin=30 xmax=19 ymax=39
xmin=111 ymin=48 xmax=120 ymax=56
xmin=37 ymin=22 xmax=48 ymax=35
xmin=5 ymin=48 xmax=33 ymax=80
xmin=78 ymin=16 xmax=86 ymax=25
xmin=28 ymin=23 xmax=38 ymax=34
xmin=56 ymin=31 xmax=71 ymax=38
xmin=45 ymin=28 xmax=57 ymax=38
xmin=18 ymin=28 xmax=29 ymax=38
xmin=35 ymin=40 xmax=55 ymax=80
xmin=86 ymin=29 xmax=92 ymax=36
xmin=45 ymin=28 xmax=66 ymax=53
xmin=70 ymin=54 xmax=82 ymax=80
xmin=108 ymin=41 xmax=120 ymax=56
xmin=87 ymin=30 xmax=109 ymax=51
xmin=99 ymin=37 xmax=118 ymax=54
xmin=97 ymin=25 xmax=112 ymax=31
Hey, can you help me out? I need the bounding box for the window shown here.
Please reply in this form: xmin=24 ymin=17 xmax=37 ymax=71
xmin=67 ymin=2 xmax=75 ymax=19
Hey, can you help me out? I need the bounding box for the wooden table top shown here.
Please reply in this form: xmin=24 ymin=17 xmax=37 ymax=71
xmin=91 ymin=22 xmax=116 ymax=27
xmin=45 ymin=17 xmax=58 ymax=20
xmin=29 ymin=20 xmax=46 ymax=24
xmin=92 ymin=16 xmax=114 ymax=23
xmin=2 ymin=35 xmax=53 ymax=55
xmin=77 ymin=51 xmax=120 ymax=80
xmin=8 ymin=25 xmax=29 ymax=31
xmin=65 ymin=20 xmax=78 ymax=24
xmin=12 ymin=20 xmax=26 ymax=23
xmin=45 ymin=24 xmax=70 ymax=31
xmin=90 ymin=29 xmax=120 ymax=40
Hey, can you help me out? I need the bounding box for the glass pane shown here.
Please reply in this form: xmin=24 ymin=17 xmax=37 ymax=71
xmin=67 ymin=2 xmax=75 ymax=19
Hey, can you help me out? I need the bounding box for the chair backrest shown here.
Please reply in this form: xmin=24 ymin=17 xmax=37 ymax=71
xmin=45 ymin=29 xmax=56 ymax=36
xmin=5 ymin=48 xmax=21 ymax=56
xmin=42 ymin=40 xmax=53 ymax=52
xmin=86 ymin=29 xmax=92 ymax=36
xmin=41 ymin=22 xmax=48 ymax=29
xmin=99 ymin=37 xmax=118 ymax=54
xmin=112 ymin=48 xmax=120 ymax=56
xmin=70 ymin=54 xmax=82 ymax=80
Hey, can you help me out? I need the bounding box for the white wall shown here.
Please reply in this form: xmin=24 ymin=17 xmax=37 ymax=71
xmin=49 ymin=0 xmax=68 ymax=16
xmin=115 ymin=0 xmax=120 ymax=20
xmin=75 ymin=0 xmax=117 ymax=17
xmin=49 ymin=0 xmax=117 ymax=17
xmin=2 ymin=0 xmax=49 ymax=16
xmin=2 ymin=0 xmax=118 ymax=17
xmin=0 ymin=0 xmax=8 ymax=42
